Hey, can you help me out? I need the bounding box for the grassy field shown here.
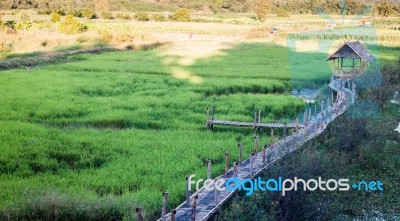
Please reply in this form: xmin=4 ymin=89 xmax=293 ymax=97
xmin=0 ymin=43 xmax=320 ymax=219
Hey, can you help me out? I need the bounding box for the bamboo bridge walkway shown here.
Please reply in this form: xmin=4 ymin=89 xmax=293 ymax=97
xmin=155 ymin=77 xmax=356 ymax=221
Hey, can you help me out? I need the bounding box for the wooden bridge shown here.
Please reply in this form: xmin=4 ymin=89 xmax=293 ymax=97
xmin=154 ymin=77 xmax=356 ymax=221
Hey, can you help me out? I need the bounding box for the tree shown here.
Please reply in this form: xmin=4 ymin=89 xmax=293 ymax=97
xmin=255 ymin=0 xmax=271 ymax=22
xmin=376 ymin=0 xmax=394 ymax=17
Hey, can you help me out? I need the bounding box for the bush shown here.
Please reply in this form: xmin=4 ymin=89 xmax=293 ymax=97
xmin=102 ymin=11 xmax=114 ymax=19
xmin=59 ymin=15 xmax=88 ymax=34
xmin=170 ymin=9 xmax=190 ymax=22
xmin=134 ymin=12 xmax=150 ymax=22
xmin=116 ymin=13 xmax=130 ymax=20
xmin=255 ymin=0 xmax=270 ymax=21
xmin=152 ymin=13 xmax=165 ymax=21
xmin=83 ymin=8 xmax=96 ymax=19
xmin=15 ymin=13 xmax=32 ymax=30
xmin=98 ymin=29 xmax=112 ymax=43
xmin=277 ymin=8 xmax=290 ymax=17
xmin=50 ymin=12 xmax=61 ymax=23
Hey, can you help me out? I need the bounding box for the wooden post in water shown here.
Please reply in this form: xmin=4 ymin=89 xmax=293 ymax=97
xmin=238 ymin=143 xmax=243 ymax=164
xmin=171 ymin=210 xmax=176 ymax=221
xmin=254 ymin=135 xmax=259 ymax=155
xmin=191 ymin=195 xmax=198 ymax=221
xmin=262 ymin=144 xmax=267 ymax=164
xmin=224 ymin=152 xmax=229 ymax=176
xmin=206 ymin=160 xmax=211 ymax=179
xmin=136 ymin=208 xmax=143 ymax=221
xmin=161 ymin=192 xmax=168 ymax=221
xmin=186 ymin=176 xmax=190 ymax=204
xmin=233 ymin=162 xmax=238 ymax=177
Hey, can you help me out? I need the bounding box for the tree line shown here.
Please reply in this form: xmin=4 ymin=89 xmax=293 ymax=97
xmin=0 ymin=0 xmax=398 ymax=17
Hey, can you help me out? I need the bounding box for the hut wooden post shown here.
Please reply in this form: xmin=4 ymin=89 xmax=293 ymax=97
xmin=238 ymin=143 xmax=243 ymax=164
xmin=161 ymin=192 xmax=168 ymax=221
xmin=224 ymin=152 xmax=229 ymax=176
xmin=206 ymin=160 xmax=211 ymax=179
xmin=136 ymin=208 xmax=143 ymax=221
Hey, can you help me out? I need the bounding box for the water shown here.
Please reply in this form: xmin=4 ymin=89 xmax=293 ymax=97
xmin=291 ymin=89 xmax=320 ymax=103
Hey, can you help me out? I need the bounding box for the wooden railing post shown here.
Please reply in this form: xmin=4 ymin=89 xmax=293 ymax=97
xmin=295 ymin=117 xmax=299 ymax=132
xmin=191 ymin=195 xmax=198 ymax=221
xmin=206 ymin=160 xmax=211 ymax=179
xmin=258 ymin=109 xmax=261 ymax=124
xmin=171 ymin=210 xmax=176 ymax=221
xmin=224 ymin=152 xmax=229 ymax=176
xmin=161 ymin=192 xmax=168 ymax=221
xmin=186 ymin=176 xmax=190 ymax=204
xmin=136 ymin=207 xmax=143 ymax=221
xmin=283 ymin=123 xmax=287 ymax=139
xmin=238 ymin=143 xmax=243 ymax=164
xmin=233 ymin=162 xmax=238 ymax=176
xmin=206 ymin=107 xmax=209 ymax=121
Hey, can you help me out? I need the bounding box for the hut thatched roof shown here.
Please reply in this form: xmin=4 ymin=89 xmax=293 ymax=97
xmin=327 ymin=41 xmax=375 ymax=63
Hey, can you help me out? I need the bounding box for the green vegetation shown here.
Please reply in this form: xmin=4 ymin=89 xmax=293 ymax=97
xmin=59 ymin=15 xmax=88 ymax=34
xmin=214 ymin=56 xmax=400 ymax=220
xmin=134 ymin=12 xmax=150 ymax=22
xmin=50 ymin=12 xmax=61 ymax=23
xmin=170 ymin=9 xmax=191 ymax=22
xmin=0 ymin=43 xmax=320 ymax=220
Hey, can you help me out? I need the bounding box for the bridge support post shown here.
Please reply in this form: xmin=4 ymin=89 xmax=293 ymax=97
xmin=283 ymin=123 xmax=287 ymax=139
xmin=186 ymin=176 xmax=190 ymax=204
xmin=171 ymin=210 xmax=176 ymax=221
xmin=191 ymin=195 xmax=198 ymax=221
xmin=224 ymin=152 xmax=229 ymax=176
xmin=206 ymin=160 xmax=211 ymax=179
xmin=254 ymin=135 xmax=259 ymax=155
xmin=136 ymin=207 xmax=143 ymax=221
xmin=262 ymin=144 xmax=267 ymax=164
xmin=161 ymin=192 xmax=168 ymax=221
xmin=250 ymin=152 xmax=254 ymax=177
xmin=233 ymin=162 xmax=238 ymax=177
xmin=238 ymin=144 xmax=243 ymax=164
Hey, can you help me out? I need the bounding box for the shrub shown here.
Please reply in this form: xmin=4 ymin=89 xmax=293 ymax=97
xmin=59 ymin=15 xmax=88 ymax=34
xmin=83 ymin=8 xmax=96 ymax=19
xmin=4 ymin=20 xmax=16 ymax=34
xmin=50 ymin=12 xmax=61 ymax=23
xmin=170 ymin=9 xmax=190 ymax=22
xmin=116 ymin=13 xmax=130 ymax=20
xmin=277 ymin=8 xmax=290 ymax=17
xmin=255 ymin=0 xmax=270 ymax=21
xmin=98 ymin=29 xmax=112 ymax=43
xmin=102 ymin=11 xmax=114 ymax=19
xmin=15 ymin=13 xmax=32 ymax=30
xmin=114 ymin=33 xmax=134 ymax=43
xmin=152 ymin=13 xmax=165 ymax=21
xmin=134 ymin=12 xmax=150 ymax=21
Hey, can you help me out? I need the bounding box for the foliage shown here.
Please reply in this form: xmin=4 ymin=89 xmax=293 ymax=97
xmin=116 ymin=13 xmax=130 ymax=20
xmin=134 ymin=12 xmax=150 ymax=22
xmin=276 ymin=8 xmax=290 ymax=17
xmin=170 ymin=8 xmax=190 ymax=22
xmin=151 ymin=13 xmax=166 ymax=21
xmin=59 ymin=15 xmax=88 ymax=34
xmin=376 ymin=0 xmax=395 ymax=17
xmin=15 ymin=13 xmax=32 ymax=30
xmin=50 ymin=12 xmax=61 ymax=23
xmin=254 ymin=0 xmax=270 ymax=22
xmin=82 ymin=8 xmax=96 ymax=19
xmin=101 ymin=11 xmax=114 ymax=19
